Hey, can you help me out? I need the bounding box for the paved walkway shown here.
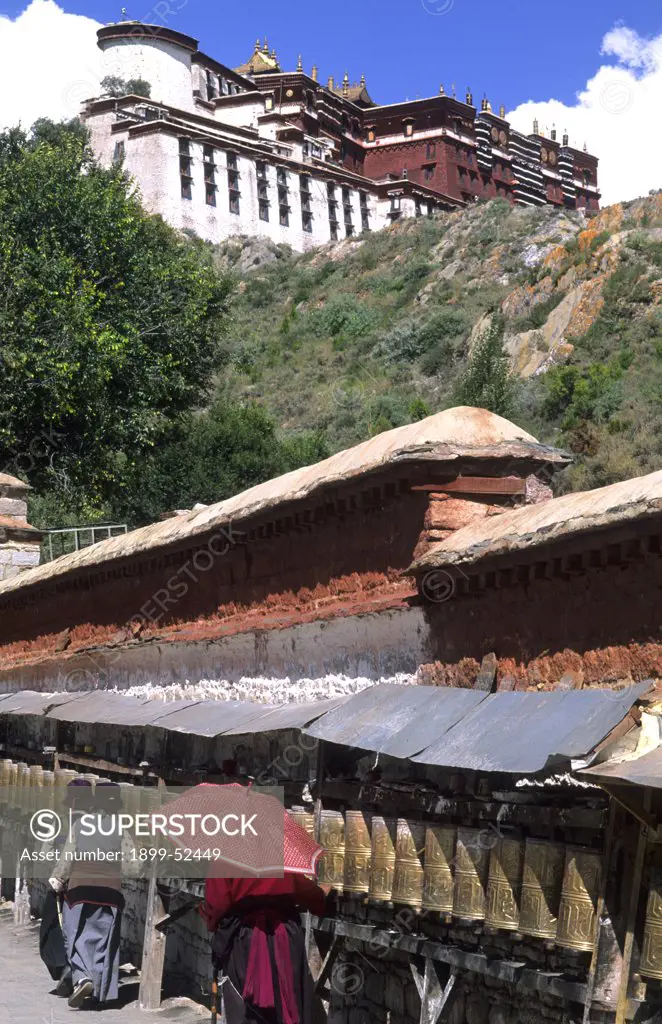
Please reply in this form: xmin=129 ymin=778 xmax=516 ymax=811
xmin=0 ymin=905 xmax=208 ymax=1024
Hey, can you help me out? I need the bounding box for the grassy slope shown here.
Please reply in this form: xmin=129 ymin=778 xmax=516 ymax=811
xmin=217 ymin=193 xmax=662 ymax=492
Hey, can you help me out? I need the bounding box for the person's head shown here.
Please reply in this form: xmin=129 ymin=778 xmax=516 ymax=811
xmin=96 ymin=781 xmax=122 ymax=813
xmin=66 ymin=778 xmax=93 ymax=811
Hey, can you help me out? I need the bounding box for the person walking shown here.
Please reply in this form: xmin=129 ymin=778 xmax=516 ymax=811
xmin=201 ymin=873 xmax=329 ymax=1024
xmin=49 ymin=780 xmax=134 ymax=1009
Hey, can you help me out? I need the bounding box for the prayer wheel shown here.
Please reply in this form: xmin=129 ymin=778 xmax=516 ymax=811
xmin=289 ymin=809 xmax=315 ymax=836
xmin=556 ymin=846 xmax=602 ymax=951
xmin=453 ymin=826 xmax=490 ymax=921
xmin=519 ymin=839 xmax=565 ymax=940
xmin=317 ymin=810 xmax=345 ymax=890
xmin=486 ymin=837 xmax=524 ymax=931
xmin=29 ymin=765 xmax=44 ymax=813
xmin=15 ymin=763 xmax=29 ymax=808
xmin=0 ymin=759 xmax=12 ymax=789
xmin=344 ymin=810 xmax=372 ymax=895
xmin=640 ymin=869 xmax=662 ymax=980
xmin=392 ymin=819 xmax=425 ymax=910
xmin=42 ymin=770 xmax=55 ymax=810
xmin=369 ymin=816 xmax=397 ymax=903
xmin=422 ymin=825 xmax=456 ymax=914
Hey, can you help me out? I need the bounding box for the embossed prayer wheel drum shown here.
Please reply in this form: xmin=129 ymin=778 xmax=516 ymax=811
xmin=0 ymin=759 xmax=12 ymax=788
xmin=317 ymin=810 xmax=345 ymax=890
xmin=369 ymin=816 xmax=397 ymax=902
xmin=289 ymin=810 xmax=315 ymax=836
xmin=344 ymin=810 xmax=372 ymax=895
xmin=556 ymin=846 xmax=602 ymax=951
xmin=29 ymin=765 xmax=44 ymax=813
xmin=640 ymin=870 xmax=662 ymax=980
xmin=42 ymin=770 xmax=55 ymax=810
xmin=422 ymin=825 xmax=456 ymax=914
xmin=392 ymin=819 xmax=426 ymax=909
xmin=486 ymin=837 xmax=524 ymax=931
xmin=453 ymin=826 xmax=490 ymax=921
xmin=519 ymin=839 xmax=565 ymax=940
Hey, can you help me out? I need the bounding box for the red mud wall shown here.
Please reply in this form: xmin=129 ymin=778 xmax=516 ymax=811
xmin=421 ymin=554 xmax=662 ymax=688
xmin=0 ymin=490 xmax=433 ymax=645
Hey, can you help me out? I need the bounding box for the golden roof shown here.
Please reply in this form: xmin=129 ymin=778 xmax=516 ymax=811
xmin=331 ymin=73 xmax=374 ymax=107
xmin=235 ymin=38 xmax=281 ymax=75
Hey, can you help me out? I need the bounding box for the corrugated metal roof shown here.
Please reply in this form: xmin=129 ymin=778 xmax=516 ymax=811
xmin=304 ymin=684 xmax=487 ymax=758
xmin=580 ymin=745 xmax=662 ymax=789
xmin=304 ymin=683 xmax=651 ymax=772
xmin=411 ymin=684 xmax=652 ymax=772
xmin=222 ymin=697 xmax=351 ymax=735
xmin=150 ymin=699 xmax=283 ymax=737
xmin=410 ymin=469 xmax=662 ymax=573
xmin=46 ymin=692 xmax=201 ymax=727
xmin=0 ymin=691 xmax=84 ymax=716
xmin=0 ymin=407 xmax=568 ymax=600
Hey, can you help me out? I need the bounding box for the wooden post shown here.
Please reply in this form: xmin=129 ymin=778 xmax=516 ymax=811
xmin=138 ymin=872 xmax=168 ymax=1010
xmin=410 ymin=960 xmax=457 ymax=1024
xmin=615 ymin=791 xmax=651 ymax=1024
xmin=583 ymin=800 xmax=617 ymax=1024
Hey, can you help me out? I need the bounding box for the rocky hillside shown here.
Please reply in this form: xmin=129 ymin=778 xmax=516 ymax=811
xmin=217 ymin=192 xmax=662 ymax=493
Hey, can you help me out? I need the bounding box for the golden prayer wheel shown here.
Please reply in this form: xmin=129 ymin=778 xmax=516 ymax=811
xmin=42 ymin=771 xmax=55 ymax=810
xmin=29 ymin=765 xmax=45 ymax=813
xmin=0 ymin=759 xmax=12 ymax=789
xmin=519 ymin=839 xmax=565 ymax=940
xmin=369 ymin=816 xmax=397 ymax=902
xmin=640 ymin=870 xmax=662 ymax=980
xmin=289 ymin=809 xmax=315 ymax=836
xmin=344 ymin=810 xmax=372 ymax=895
xmin=556 ymin=847 xmax=602 ymax=951
xmin=422 ymin=825 xmax=456 ymax=914
xmin=392 ymin=819 xmax=426 ymax=910
xmin=317 ymin=810 xmax=345 ymax=890
xmin=486 ymin=837 xmax=524 ymax=931
xmin=453 ymin=826 xmax=490 ymax=921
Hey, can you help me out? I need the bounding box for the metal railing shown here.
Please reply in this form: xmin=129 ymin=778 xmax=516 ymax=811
xmin=42 ymin=524 xmax=128 ymax=563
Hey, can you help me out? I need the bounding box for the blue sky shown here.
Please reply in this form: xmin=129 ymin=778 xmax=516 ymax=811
xmin=29 ymin=0 xmax=661 ymax=109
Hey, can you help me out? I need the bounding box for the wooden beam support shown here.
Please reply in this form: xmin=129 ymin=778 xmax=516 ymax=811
xmin=411 ymin=476 xmax=525 ymax=496
xmin=138 ymin=872 xmax=168 ymax=1010
xmin=615 ymin=792 xmax=651 ymax=1024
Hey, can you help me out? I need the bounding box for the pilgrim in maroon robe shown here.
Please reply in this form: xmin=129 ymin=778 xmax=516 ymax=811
xmin=201 ymin=874 xmax=327 ymax=1024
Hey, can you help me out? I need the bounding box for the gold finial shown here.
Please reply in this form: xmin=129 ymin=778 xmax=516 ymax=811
xmin=451 ymin=82 xmax=456 ymax=98
xmin=466 ymin=86 xmax=473 ymax=105
xmin=485 ymin=97 xmax=492 ymax=112
xmin=254 ymin=37 xmax=260 ymax=52
xmin=271 ymin=48 xmax=277 ymax=59
xmin=583 ymin=141 xmax=588 ymax=152
xmin=360 ymin=73 xmax=366 ymax=86
xmin=311 ymin=64 xmax=318 ymax=82
xmin=499 ymin=103 xmax=505 ymax=119
xmin=297 ymin=54 xmax=302 ymax=71
xmin=342 ymin=71 xmax=349 ymax=97
xmin=550 ymin=124 xmax=557 ymax=141
xmin=480 ymin=96 xmax=487 ymax=112
xmin=533 ymin=118 xmax=539 ymax=135
xmin=439 ymin=83 xmax=445 ymax=95
xmin=328 ymin=75 xmax=334 ymax=89
xmin=562 ymin=129 xmax=569 ymax=146
xmin=262 ymin=38 xmax=269 ymax=52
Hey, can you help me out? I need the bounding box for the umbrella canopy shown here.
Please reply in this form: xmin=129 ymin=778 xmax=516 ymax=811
xmin=156 ymin=784 xmax=322 ymax=877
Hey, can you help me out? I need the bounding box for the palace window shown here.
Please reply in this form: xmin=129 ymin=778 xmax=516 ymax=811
xmin=203 ymin=144 xmax=217 ymax=206
xmin=583 ymin=169 xmax=592 ymax=186
xmin=265 ymin=95 xmax=274 ymax=111
xmin=389 ymin=195 xmax=402 ymax=220
xmin=415 ymin=200 xmax=422 ymax=217
xmin=259 ymin=200 xmax=269 ymax=221
xmin=227 ymin=151 xmax=240 ymax=214
xmin=342 ymin=187 xmax=353 ymax=235
xmin=423 ymin=164 xmax=435 ymax=181
xmin=256 ymin=162 xmax=269 ymax=220
xmin=113 ymin=140 xmax=125 ymax=164
xmin=359 ymin=192 xmax=369 ymax=231
xmin=179 ymin=137 xmax=193 ymax=200
xmin=206 ymin=69 xmax=218 ymax=101
xmin=256 ymin=160 xmax=267 ymax=180
xmin=277 ymin=168 xmax=290 ymax=227
xmin=366 ymin=126 xmax=376 ymax=143
xmin=302 ymin=211 xmax=313 ymax=233
xmin=403 ymin=119 xmax=414 ymax=137
xmin=300 ymin=175 xmax=313 ymax=231
xmin=426 ymin=141 xmax=436 ymax=159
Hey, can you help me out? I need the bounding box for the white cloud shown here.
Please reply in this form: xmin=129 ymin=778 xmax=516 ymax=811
xmin=0 ymin=0 xmax=102 ymax=131
xmin=508 ymin=24 xmax=662 ymax=206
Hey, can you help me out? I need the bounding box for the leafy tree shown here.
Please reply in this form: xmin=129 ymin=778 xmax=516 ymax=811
xmin=0 ymin=120 xmax=232 ymax=504
xmin=454 ymin=315 xmax=516 ymax=416
xmin=101 ymin=75 xmax=151 ymax=98
xmin=111 ymin=399 xmax=330 ymax=525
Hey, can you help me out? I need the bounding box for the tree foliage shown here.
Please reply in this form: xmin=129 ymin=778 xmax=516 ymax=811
xmin=0 ymin=120 xmax=232 ymax=503
xmin=454 ymin=315 xmax=516 ymax=416
xmin=100 ymin=75 xmax=151 ymax=98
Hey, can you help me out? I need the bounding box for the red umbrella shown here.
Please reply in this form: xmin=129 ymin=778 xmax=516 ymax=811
xmin=153 ymin=783 xmax=322 ymax=877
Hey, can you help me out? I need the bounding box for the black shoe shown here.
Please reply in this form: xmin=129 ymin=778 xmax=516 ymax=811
xmin=55 ymin=966 xmax=73 ymax=997
xmin=68 ymin=979 xmax=94 ymax=1008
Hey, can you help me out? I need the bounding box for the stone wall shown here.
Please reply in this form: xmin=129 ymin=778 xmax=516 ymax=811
xmin=0 ymin=474 xmax=42 ymax=583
